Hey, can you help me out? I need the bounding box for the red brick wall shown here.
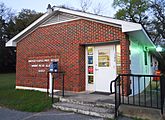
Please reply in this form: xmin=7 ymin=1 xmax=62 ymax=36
xmin=120 ymin=35 xmax=131 ymax=95
xmin=16 ymin=19 xmax=130 ymax=92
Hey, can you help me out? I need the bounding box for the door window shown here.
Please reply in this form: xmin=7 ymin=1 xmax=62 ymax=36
xmin=98 ymin=49 xmax=110 ymax=67
xmin=87 ymin=47 xmax=93 ymax=55
xmin=88 ymin=76 xmax=94 ymax=84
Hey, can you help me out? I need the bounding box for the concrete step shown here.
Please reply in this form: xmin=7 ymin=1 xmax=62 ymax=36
xmin=59 ymin=97 xmax=115 ymax=109
xmin=53 ymin=102 xmax=115 ymax=119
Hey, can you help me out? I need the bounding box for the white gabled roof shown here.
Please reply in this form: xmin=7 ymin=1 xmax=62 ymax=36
xmin=6 ymin=6 xmax=153 ymax=48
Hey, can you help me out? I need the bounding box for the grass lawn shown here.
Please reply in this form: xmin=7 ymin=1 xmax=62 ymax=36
xmin=0 ymin=73 xmax=51 ymax=112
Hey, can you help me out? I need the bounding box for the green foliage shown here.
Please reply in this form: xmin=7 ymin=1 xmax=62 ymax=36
xmin=0 ymin=4 xmax=16 ymax=73
xmin=0 ymin=73 xmax=52 ymax=112
xmin=14 ymin=9 xmax=43 ymax=33
xmin=6 ymin=20 xmax=16 ymax=39
xmin=112 ymin=0 xmax=165 ymax=45
xmin=112 ymin=0 xmax=150 ymax=24
xmin=113 ymin=0 xmax=165 ymax=71
xmin=0 ymin=2 xmax=15 ymax=21
xmin=150 ymin=0 xmax=165 ymax=44
xmin=0 ymin=2 xmax=43 ymax=73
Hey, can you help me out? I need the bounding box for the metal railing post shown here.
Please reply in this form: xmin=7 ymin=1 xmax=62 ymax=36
xmin=47 ymin=72 xmax=49 ymax=94
xmin=52 ymin=73 xmax=54 ymax=104
xmin=119 ymin=75 xmax=121 ymax=105
xmin=115 ymin=79 xmax=118 ymax=118
xmin=160 ymin=75 xmax=164 ymax=115
xmin=62 ymin=72 xmax=65 ymax=97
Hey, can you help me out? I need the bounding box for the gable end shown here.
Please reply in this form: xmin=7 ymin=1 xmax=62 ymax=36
xmin=41 ymin=12 xmax=79 ymax=27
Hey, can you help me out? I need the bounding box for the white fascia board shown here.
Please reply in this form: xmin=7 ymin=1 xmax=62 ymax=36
xmin=121 ymin=22 xmax=142 ymax=32
xmin=53 ymin=7 xmax=143 ymax=32
xmin=5 ymin=39 xmax=16 ymax=47
xmin=5 ymin=13 xmax=50 ymax=47
xmin=141 ymin=28 xmax=155 ymax=47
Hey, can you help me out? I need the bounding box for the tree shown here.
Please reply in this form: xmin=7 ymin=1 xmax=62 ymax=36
xmin=78 ymin=0 xmax=104 ymax=15
xmin=150 ymin=0 xmax=165 ymax=72
xmin=14 ymin=9 xmax=43 ymax=33
xmin=6 ymin=19 xmax=16 ymax=39
xmin=80 ymin=0 xmax=92 ymax=12
xmin=93 ymin=3 xmax=105 ymax=15
xmin=112 ymin=0 xmax=165 ymax=71
xmin=0 ymin=2 xmax=43 ymax=73
xmin=0 ymin=2 xmax=16 ymax=73
xmin=112 ymin=0 xmax=165 ymax=45
xmin=112 ymin=0 xmax=150 ymax=27
xmin=0 ymin=2 xmax=15 ymax=21
xmin=150 ymin=0 xmax=165 ymax=45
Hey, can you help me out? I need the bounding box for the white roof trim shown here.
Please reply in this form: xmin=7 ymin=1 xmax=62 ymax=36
xmin=5 ymin=39 xmax=16 ymax=47
xmin=81 ymin=17 xmax=121 ymax=28
xmin=6 ymin=6 xmax=151 ymax=47
xmin=142 ymin=28 xmax=155 ymax=47
xmin=53 ymin=7 xmax=142 ymax=32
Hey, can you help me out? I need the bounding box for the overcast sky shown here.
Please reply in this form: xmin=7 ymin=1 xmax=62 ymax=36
xmin=0 ymin=0 xmax=116 ymax=17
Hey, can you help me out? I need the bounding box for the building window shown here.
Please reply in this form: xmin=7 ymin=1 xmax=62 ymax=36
xmin=87 ymin=46 xmax=94 ymax=84
xmin=116 ymin=45 xmax=121 ymax=74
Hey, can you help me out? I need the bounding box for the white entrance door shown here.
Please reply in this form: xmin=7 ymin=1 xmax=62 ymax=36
xmin=94 ymin=45 xmax=116 ymax=92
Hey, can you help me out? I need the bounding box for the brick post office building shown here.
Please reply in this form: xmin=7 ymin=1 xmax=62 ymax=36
xmin=6 ymin=5 xmax=158 ymax=95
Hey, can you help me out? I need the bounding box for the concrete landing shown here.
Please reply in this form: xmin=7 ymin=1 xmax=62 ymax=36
xmin=119 ymin=104 xmax=165 ymax=120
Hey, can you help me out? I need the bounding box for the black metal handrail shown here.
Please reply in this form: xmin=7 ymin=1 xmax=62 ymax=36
xmin=116 ymin=74 xmax=161 ymax=77
xmin=110 ymin=74 xmax=165 ymax=118
xmin=110 ymin=79 xmax=116 ymax=94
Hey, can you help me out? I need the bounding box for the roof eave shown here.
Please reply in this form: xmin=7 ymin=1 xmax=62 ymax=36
xmin=6 ymin=6 xmax=150 ymax=47
xmin=141 ymin=28 xmax=155 ymax=47
xmin=5 ymin=40 xmax=16 ymax=47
